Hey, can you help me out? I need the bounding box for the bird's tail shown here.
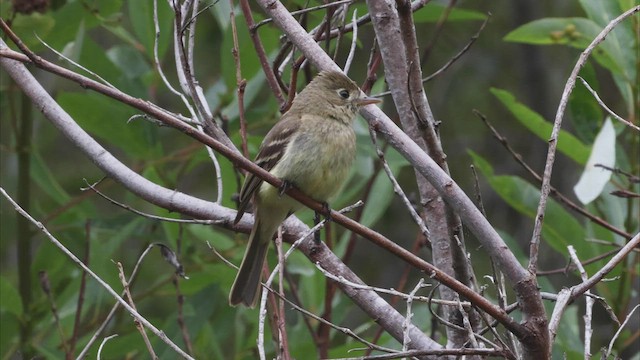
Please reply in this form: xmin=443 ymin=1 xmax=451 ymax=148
xmin=229 ymin=217 xmax=273 ymax=307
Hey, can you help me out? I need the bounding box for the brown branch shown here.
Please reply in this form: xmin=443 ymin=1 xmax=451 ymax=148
xmin=68 ymin=221 xmax=91 ymax=359
xmin=529 ymin=4 xmax=640 ymax=274
xmin=1 ymin=45 xmax=442 ymax=353
xmin=117 ymin=262 xmax=158 ymax=359
xmin=473 ymin=109 xmax=633 ymax=240
xmin=39 ymin=271 xmax=71 ymax=357
xmin=239 ymin=0 xmax=286 ymax=107
xmin=229 ymin=0 xmax=249 ymax=158
xmin=0 ymin=19 xmax=530 ymax=344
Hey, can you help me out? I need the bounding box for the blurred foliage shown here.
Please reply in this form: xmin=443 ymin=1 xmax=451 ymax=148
xmin=0 ymin=0 xmax=638 ymax=359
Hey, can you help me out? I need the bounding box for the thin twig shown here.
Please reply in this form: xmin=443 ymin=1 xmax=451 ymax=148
xmin=567 ymin=246 xmax=594 ymax=359
xmin=81 ymin=179 xmax=223 ymax=224
xmin=0 ymin=187 xmax=194 ymax=359
xmin=35 ymin=34 xmax=116 ymax=89
xmin=329 ymin=347 xmax=511 ymax=360
xmin=473 ymin=109 xmax=632 ymax=240
xmin=39 ymin=271 xmax=71 ymax=356
xmin=342 ymin=9 xmax=358 ymax=75
xmin=68 ymin=221 xmax=91 ymax=358
xmin=173 ymin=225 xmax=194 ymax=356
xmin=605 ymin=304 xmax=640 ymax=357
xmin=402 ymin=279 xmax=425 ymax=352
xmin=96 ymin=334 xmax=118 ymax=360
xmin=229 ymin=0 xmax=249 ymax=158
xmin=254 ymin=0 xmax=355 ymax=29
xmin=239 ymin=0 xmax=285 ymax=106
xmin=368 ymin=127 xmax=429 ymax=237
xmin=257 ymin=202 xmax=364 ymax=359
xmin=117 ymin=262 xmax=158 ymax=359
xmin=275 ymin=229 xmax=292 ymax=360
xmin=263 ymin=286 xmax=400 ymax=355
xmin=425 ymin=284 xmax=507 ymax=355
xmin=570 ymin=232 xmax=640 ymax=301
xmin=375 ymin=12 xmax=490 ymax=98
xmin=529 ymin=5 xmax=640 ymax=274
xmin=577 ymin=76 xmax=639 ymax=131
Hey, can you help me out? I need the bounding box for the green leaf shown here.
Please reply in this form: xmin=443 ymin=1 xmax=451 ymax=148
xmin=553 ymin=306 xmax=585 ymax=359
xmin=470 ymin=151 xmax=589 ymax=257
xmin=568 ymin=63 xmax=602 ymax=143
xmin=0 ymin=277 xmax=23 ymax=316
xmin=491 ymin=88 xmax=590 ymax=165
xmin=209 ymin=0 xmax=232 ymax=30
xmin=106 ymin=45 xmax=152 ymax=80
xmin=9 ymin=12 xmax=55 ymax=51
xmin=360 ymin=148 xmax=407 ymax=227
xmin=58 ymin=19 xmax=86 ymax=64
xmin=30 ymin=150 xmax=71 ymax=205
xmin=76 ymin=37 xmax=124 ymax=87
xmin=413 ymin=3 xmax=487 ymax=23
xmin=504 ymin=18 xmax=602 ymax=47
xmin=220 ymin=15 xmax=278 ymax=96
xmin=57 ymin=92 xmax=158 ymax=159
xmin=222 ymin=71 xmax=269 ymax=122
xmin=580 ymin=0 xmax=636 ymax=81
xmin=504 ymin=18 xmax=621 ymax=73
xmin=187 ymin=225 xmax=235 ymax=251
xmin=127 ymin=0 xmax=172 ymax=60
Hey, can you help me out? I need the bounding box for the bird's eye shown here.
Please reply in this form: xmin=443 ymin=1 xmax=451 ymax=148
xmin=338 ymin=89 xmax=350 ymax=99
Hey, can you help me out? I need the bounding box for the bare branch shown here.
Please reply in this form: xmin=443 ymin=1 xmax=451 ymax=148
xmin=0 ymin=188 xmax=194 ymax=360
xmin=529 ymin=4 xmax=640 ymax=273
xmin=577 ymin=76 xmax=639 ymax=131
xmin=0 ymin=34 xmax=527 ymax=338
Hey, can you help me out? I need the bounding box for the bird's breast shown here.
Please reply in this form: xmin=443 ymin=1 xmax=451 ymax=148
xmin=271 ymin=117 xmax=356 ymax=202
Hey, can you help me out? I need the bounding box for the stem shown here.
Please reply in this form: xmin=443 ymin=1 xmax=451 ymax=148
xmin=17 ymin=91 xmax=33 ymax=357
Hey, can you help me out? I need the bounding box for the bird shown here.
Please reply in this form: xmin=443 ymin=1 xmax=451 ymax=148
xmin=229 ymin=70 xmax=381 ymax=307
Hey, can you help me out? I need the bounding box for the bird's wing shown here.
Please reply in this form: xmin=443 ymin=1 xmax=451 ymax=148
xmin=234 ymin=115 xmax=301 ymax=224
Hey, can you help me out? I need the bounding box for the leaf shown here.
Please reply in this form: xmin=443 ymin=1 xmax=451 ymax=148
xmin=360 ymin=148 xmax=407 ymax=227
xmin=504 ymin=18 xmax=621 ymax=73
xmin=60 ymin=20 xmax=85 ymax=63
xmin=412 ymin=4 xmax=487 ymax=23
xmin=127 ymin=0 xmax=173 ymax=60
xmin=9 ymin=12 xmax=55 ymax=51
xmin=222 ymin=71 xmax=269 ymax=122
xmin=77 ymin=37 xmax=125 ymax=88
xmin=57 ymin=92 xmax=157 ymax=159
xmin=106 ymin=45 xmax=152 ymax=80
xmin=30 ymin=150 xmax=71 ymax=205
xmin=568 ymin=63 xmax=603 ymax=143
xmin=578 ymin=0 xmax=636 ymax=95
xmin=573 ymin=118 xmax=616 ymax=204
xmin=187 ymin=225 xmax=235 ymax=251
xmin=0 ymin=277 xmax=23 ymax=316
xmin=470 ymin=151 xmax=589 ymax=257
xmin=553 ymin=306 xmax=585 ymax=359
xmin=504 ymin=17 xmax=602 ymax=47
xmin=491 ymin=88 xmax=590 ymax=165
xmin=209 ymin=0 xmax=232 ymax=30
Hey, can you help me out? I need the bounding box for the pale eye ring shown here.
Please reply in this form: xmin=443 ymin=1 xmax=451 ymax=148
xmin=338 ymin=89 xmax=350 ymax=99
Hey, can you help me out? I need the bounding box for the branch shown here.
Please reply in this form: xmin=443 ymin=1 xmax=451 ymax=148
xmin=0 ymin=41 xmax=447 ymax=353
xmin=0 ymin=188 xmax=193 ymax=360
xmin=528 ymin=4 xmax=640 ymax=273
xmin=253 ymin=0 xmax=531 ymax=291
xmin=0 ymin=34 xmax=528 ymax=339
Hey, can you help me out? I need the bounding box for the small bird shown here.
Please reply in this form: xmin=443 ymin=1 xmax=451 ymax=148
xmin=229 ymin=70 xmax=381 ymax=307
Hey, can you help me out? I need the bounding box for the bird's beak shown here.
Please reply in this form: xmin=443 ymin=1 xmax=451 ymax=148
xmin=355 ymin=95 xmax=382 ymax=106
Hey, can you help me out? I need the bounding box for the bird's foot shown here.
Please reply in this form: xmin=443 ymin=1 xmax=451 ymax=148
xmin=278 ymin=180 xmax=293 ymax=197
